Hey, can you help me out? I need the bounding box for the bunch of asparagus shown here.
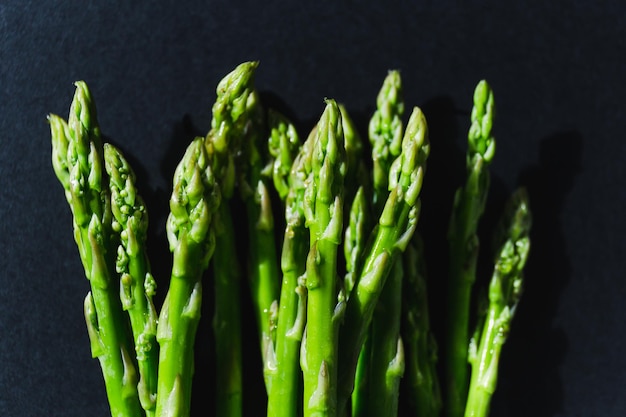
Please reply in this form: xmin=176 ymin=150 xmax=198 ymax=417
xmin=49 ymin=62 xmax=531 ymax=417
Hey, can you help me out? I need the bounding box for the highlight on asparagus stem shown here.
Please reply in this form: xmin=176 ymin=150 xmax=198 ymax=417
xmin=445 ymin=80 xmax=495 ymax=417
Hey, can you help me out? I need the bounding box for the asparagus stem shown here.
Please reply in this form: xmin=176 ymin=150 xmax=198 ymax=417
xmin=337 ymin=107 xmax=429 ymax=416
xmin=212 ymin=203 xmax=243 ymax=417
xmin=301 ymin=99 xmax=346 ymax=417
xmin=205 ymin=61 xmax=266 ymax=411
xmin=445 ymin=80 xmax=496 ymax=417
xmin=353 ymin=70 xmax=406 ymax=417
xmin=156 ymin=137 xmax=220 ymax=417
xmin=49 ymin=82 xmax=143 ymax=417
xmin=104 ymin=143 xmax=159 ymax=416
xmin=267 ymin=135 xmax=312 ymax=417
xmin=402 ymin=238 xmax=442 ymax=417
xmin=465 ymin=188 xmax=531 ymax=417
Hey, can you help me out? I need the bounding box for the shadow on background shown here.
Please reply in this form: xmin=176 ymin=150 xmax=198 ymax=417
xmin=491 ymin=131 xmax=583 ymax=417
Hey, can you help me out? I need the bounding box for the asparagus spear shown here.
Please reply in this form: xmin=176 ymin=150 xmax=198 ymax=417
xmin=353 ymin=70 xmax=407 ymax=417
xmin=337 ymin=106 xmax=429 ymax=416
xmin=105 ymin=144 xmax=159 ymax=416
xmin=465 ymin=188 xmax=531 ymax=417
xmin=49 ymin=82 xmax=143 ymax=417
xmin=368 ymin=70 xmax=404 ymax=211
xmin=207 ymin=61 xmax=281 ymax=406
xmin=155 ymin=137 xmax=220 ymax=417
xmin=266 ymin=130 xmax=312 ymax=417
xmin=301 ymin=99 xmax=346 ymax=417
xmin=402 ymin=237 xmax=442 ymax=417
xmin=267 ymin=109 xmax=301 ymax=201
xmin=445 ymin=80 xmax=496 ymax=417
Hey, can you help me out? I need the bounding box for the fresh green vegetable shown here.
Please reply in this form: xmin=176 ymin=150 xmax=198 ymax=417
xmin=465 ymin=188 xmax=531 ymax=417
xmin=445 ymin=80 xmax=495 ymax=417
xmin=50 ymin=82 xmax=143 ymax=417
xmin=266 ymin=123 xmax=310 ymax=417
xmin=156 ymin=136 xmax=220 ymax=417
xmin=301 ymin=99 xmax=346 ymax=417
xmin=337 ymin=106 xmax=430 ymax=416
xmin=50 ymin=64 xmax=532 ymax=417
xmin=402 ymin=236 xmax=442 ymax=417
xmin=105 ymin=143 xmax=159 ymax=416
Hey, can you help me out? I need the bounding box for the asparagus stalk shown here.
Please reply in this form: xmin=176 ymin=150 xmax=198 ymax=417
xmin=301 ymin=99 xmax=346 ymax=417
xmin=49 ymin=82 xmax=143 ymax=417
xmin=465 ymin=188 xmax=531 ymax=417
xmin=337 ymin=106 xmax=429 ymax=416
xmin=267 ymin=109 xmax=301 ymax=201
xmin=266 ymin=131 xmax=312 ymax=417
xmin=104 ymin=144 xmax=159 ymax=416
xmin=445 ymin=80 xmax=496 ymax=417
xmin=205 ymin=61 xmax=264 ymax=413
xmin=155 ymin=137 xmax=220 ymax=417
xmin=368 ymin=70 xmax=404 ymax=211
xmin=353 ymin=70 xmax=406 ymax=417
xmin=402 ymin=237 xmax=442 ymax=417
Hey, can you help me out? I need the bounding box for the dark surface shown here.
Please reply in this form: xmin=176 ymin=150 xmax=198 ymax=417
xmin=1 ymin=1 xmax=625 ymax=416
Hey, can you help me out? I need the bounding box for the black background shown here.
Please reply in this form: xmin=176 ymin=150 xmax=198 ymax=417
xmin=1 ymin=1 xmax=625 ymax=416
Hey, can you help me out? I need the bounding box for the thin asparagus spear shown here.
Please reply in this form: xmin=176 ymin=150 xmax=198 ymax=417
xmin=353 ymin=70 xmax=406 ymax=417
xmin=301 ymin=99 xmax=346 ymax=417
xmin=402 ymin=237 xmax=442 ymax=417
xmin=49 ymin=82 xmax=143 ymax=417
xmin=266 ymin=132 xmax=313 ymax=417
xmin=205 ymin=61 xmax=264 ymax=413
xmin=155 ymin=137 xmax=220 ymax=417
xmin=445 ymin=80 xmax=496 ymax=417
xmin=337 ymin=106 xmax=429 ymax=416
xmin=465 ymin=188 xmax=531 ymax=417
xmin=105 ymin=144 xmax=159 ymax=416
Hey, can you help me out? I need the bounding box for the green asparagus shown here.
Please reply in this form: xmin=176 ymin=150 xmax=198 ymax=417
xmin=50 ymin=82 xmax=143 ymax=417
xmin=105 ymin=143 xmax=159 ymax=416
xmin=266 ymin=128 xmax=311 ymax=417
xmin=49 ymin=63 xmax=533 ymax=417
xmin=337 ymin=106 xmax=429 ymax=416
xmin=156 ymin=137 xmax=220 ymax=417
xmin=445 ymin=80 xmax=495 ymax=417
xmin=465 ymin=188 xmax=531 ymax=417
xmin=402 ymin=237 xmax=442 ymax=417
xmin=301 ymin=99 xmax=346 ymax=417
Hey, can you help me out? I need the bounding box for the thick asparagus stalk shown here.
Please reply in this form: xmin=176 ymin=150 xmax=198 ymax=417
xmin=105 ymin=143 xmax=159 ymax=416
xmin=445 ymin=80 xmax=496 ymax=417
xmin=402 ymin=237 xmax=442 ymax=417
xmin=266 ymin=132 xmax=312 ymax=417
xmin=49 ymin=82 xmax=143 ymax=417
xmin=465 ymin=188 xmax=531 ymax=417
xmin=301 ymin=99 xmax=346 ymax=417
xmin=155 ymin=137 xmax=220 ymax=417
xmin=337 ymin=106 xmax=429 ymax=416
